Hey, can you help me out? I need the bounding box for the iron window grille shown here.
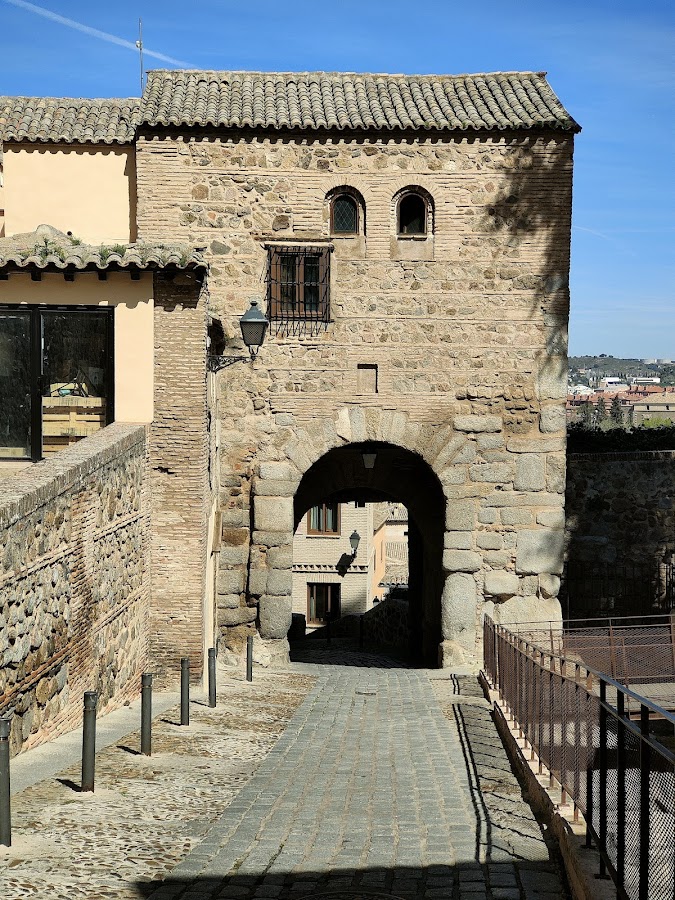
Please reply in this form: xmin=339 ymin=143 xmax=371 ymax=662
xmin=267 ymin=245 xmax=331 ymax=335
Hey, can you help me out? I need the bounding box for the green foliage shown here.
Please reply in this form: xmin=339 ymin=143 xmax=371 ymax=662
xmin=33 ymin=237 xmax=65 ymax=261
xmin=594 ymin=397 xmax=607 ymax=424
xmin=568 ymin=422 xmax=675 ymax=452
xmin=580 ymin=401 xmax=594 ymax=428
xmin=610 ymin=395 xmax=624 ymax=426
xmin=641 ymin=416 xmax=673 ymax=429
xmin=110 ymin=244 xmax=127 ymax=256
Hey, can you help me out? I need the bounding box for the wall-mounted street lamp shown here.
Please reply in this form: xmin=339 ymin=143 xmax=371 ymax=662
xmin=349 ymin=530 xmax=361 ymax=557
xmin=361 ymin=446 xmax=377 ymax=470
xmin=240 ymin=299 xmax=269 ymax=359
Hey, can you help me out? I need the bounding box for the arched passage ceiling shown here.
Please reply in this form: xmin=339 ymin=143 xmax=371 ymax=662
xmin=293 ymin=441 xmax=445 ymax=546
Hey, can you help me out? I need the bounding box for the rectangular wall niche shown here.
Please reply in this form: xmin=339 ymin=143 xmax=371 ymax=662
xmin=357 ymin=363 xmax=378 ymax=394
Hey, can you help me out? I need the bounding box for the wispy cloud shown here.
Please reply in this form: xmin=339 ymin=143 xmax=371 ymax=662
xmin=4 ymin=0 xmax=195 ymax=67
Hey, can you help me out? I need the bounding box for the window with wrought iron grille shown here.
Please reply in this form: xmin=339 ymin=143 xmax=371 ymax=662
xmin=267 ymin=246 xmax=331 ymax=330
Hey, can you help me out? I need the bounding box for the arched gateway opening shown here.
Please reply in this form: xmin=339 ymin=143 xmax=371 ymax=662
xmin=292 ymin=442 xmax=444 ymax=666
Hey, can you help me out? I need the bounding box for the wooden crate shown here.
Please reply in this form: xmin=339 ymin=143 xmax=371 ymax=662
xmin=42 ymin=396 xmax=107 ymax=456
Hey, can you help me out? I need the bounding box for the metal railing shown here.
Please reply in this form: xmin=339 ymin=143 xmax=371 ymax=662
xmin=484 ymin=616 xmax=675 ymax=900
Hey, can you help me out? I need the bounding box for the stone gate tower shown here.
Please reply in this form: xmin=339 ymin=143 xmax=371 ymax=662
xmin=136 ymin=69 xmax=579 ymax=666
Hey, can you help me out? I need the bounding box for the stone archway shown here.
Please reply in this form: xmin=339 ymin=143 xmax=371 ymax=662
xmin=292 ymin=441 xmax=445 ymax=664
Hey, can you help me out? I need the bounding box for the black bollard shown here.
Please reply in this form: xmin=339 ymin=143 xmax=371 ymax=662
xmin=359 ymin=614 xmax=364 ymax=650
xmin=180 ymin=658 xmax=190 ymax=726
xmin=81 ymin=691 xmax=98 ymax=792
xmin=141 ymin=673 xmax=152 ymax=756
xmin=326 ymin=617 xmax=331 ymax=646
xmin=208 ymin=648 xmax=217 ymax=707
xmin=246 ymin=635 xmax=253 ymax=682
xmin=0 ymin=717 xmax=11 ymax=847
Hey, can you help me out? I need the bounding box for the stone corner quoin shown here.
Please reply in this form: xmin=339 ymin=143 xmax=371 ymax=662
xmin=135 ymin=112 xmax=574 ymax=666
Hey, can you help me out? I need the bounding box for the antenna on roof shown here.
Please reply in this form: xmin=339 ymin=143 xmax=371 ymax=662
xmin=135 ymin=18 xmax=144 ymax=95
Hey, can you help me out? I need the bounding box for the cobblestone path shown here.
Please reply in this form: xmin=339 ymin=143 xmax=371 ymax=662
xmin=138 ymin=662 xmax=567 ymax=900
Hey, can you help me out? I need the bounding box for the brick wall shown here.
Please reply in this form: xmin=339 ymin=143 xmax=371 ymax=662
xmin=148 ymin=271 xmax=210 ymax=680
xmin=0 ymin=423 xmax=149 ymax=755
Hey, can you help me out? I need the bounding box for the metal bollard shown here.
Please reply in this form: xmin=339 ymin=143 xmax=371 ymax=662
xmin=180 ymin=658 xmax=190 ymax=726
xmin=81 ymin=691 xmax=98 ymax=792
xmin=246 ymin=635 xmax=253 ymax=682
xmin=359 ymin=615 xmax=364 ymax=650
xmin=141 ymin=673 xmax=152 ymax=756
xmin=0 ymin=717 xmax=11 ymax=847
xmin=326 ymin=617 xmax=331 ymax=646
xmin=208 ymin=648 xmax=217 ymax=707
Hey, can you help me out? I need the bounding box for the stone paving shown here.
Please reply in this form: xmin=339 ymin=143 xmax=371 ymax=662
xmin=0 ymin=643 xmax=568 ymax=900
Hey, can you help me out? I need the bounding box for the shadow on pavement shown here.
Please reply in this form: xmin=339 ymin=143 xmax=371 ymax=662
xmin=134 ymin=859 xmax=565 ymax=899
xmin=289 ymin=637 xmax=415 ymax=669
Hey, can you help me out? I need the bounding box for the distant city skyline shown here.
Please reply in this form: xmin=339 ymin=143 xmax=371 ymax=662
xmin=1 ymin=0 xmax=673 ymax=357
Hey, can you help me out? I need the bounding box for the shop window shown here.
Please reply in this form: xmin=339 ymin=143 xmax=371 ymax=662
xmin=308 ymin=583 xmax=341 ymax=624
xmin=307 ymin=501 xmax=340 ymax=535
xmin=0 ymin=306 xmax=113 ymax=460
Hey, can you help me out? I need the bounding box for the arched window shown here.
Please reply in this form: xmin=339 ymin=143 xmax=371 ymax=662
xmin=398 ymin=193 xmax=427 ymax=236
xmin=331 ymin=193 xmax=359 ymax=235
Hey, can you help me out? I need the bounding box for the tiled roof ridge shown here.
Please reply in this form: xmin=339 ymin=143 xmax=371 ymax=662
xmin=0 ymin=95 xmax=140 ymax=144
xmin=141 ymin=68 xmax=580 ymax=134
xmin=0 ymin=225 xmax=207 ymax=272
xmin=146 ymin=68 xmax=549 ymax=78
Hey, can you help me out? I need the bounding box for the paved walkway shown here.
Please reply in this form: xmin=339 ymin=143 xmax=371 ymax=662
xmin=0 ymin=645 xmax=567 ymax=900
xmin=140 ymin=654 xmax=566 ymax=900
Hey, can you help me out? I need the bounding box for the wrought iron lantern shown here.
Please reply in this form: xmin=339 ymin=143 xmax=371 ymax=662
xmin=349 ymin=530 xmax=361 ymax=556
xmin=361 ymin=446 xmax=377 ymax=470
xmin=239 ymin=299 xmax=269 ymax=358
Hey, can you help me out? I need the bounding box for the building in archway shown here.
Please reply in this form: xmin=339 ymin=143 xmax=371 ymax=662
xmin=1 ymin=70 xmax=579 ymax=696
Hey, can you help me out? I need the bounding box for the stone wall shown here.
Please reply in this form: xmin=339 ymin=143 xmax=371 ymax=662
xmin=0 ymin=424 xmax=149 ymax=754
xmin=566 ymin=450 xmax=675 ymax=565
xmin=136 ymin=128 xmax=574 ymax=665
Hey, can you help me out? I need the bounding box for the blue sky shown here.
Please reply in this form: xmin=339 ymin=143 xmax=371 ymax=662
xmin=1 ymin=0 xmax=673 ymax=358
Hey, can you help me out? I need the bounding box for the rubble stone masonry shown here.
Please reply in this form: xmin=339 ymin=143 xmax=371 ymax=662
xmin=136 ymin=128 xmax=574 ymax=665
xmin=0 ymin=424 xmax=149 ymax=755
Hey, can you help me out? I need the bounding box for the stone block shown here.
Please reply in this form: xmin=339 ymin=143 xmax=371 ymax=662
xmin=478 ymin=507 xmax=498 ymax=524
xmin=539 ymin=405 xmax=566 ymax=433
xmin=491 ymin=595 xmax=562 ymax=626
xmin=443 ymin=550 xmax=482 ymax=573
xmin=441 ymin=573 xmax=477 ymax=646
xmin=252 ymin=531 xmax=293 ymax=548
xmin=469 ymin=463 xmax=513 ymax=483
xmin=453 ymin=415 xmax=502 ymax=433
xmin=217 ymin=568 xmax=245 ymax=595
xmin=248 ymin=569 xmax=268 ymax=596
xmin=484 ymin=571 xmax=519 ymax=598
xmin=253 ymin=496 xmax=293 ymax=532
xmin=444 ymin=531 xmax=473 ymax=550
xmin=536 ymin=509 xmax=565 ymax=529
xmin=445 ymin=501 xmax=476 ymax=531
xmin=267 ymin=545 xmax=293 ymax=569
xmin=485 ymin=550 xmax=511 ymax=567
xmin=253 ymin=479 xmax=296 ymax=498
xmin=506 ymin=437 xmax=565 ymax=453
xmin=259 ymin=595 xmax=292 ymax=640
xmin=221 ymin=527 xmax=248 ymax=546
xmin=546 ymin=456 xmax=566 ymax=493
xmin=477 ymin=434 xmax=505 ymax=450
xmin=539 ymin=574 xmax=561 ymax=599
xmin=516 ymin=529 xmax=565 ymax=575
xmin=258 ymin=461 xmax=296 ymax=481
xmin=218 ymin=605 xmax=257 ymax=627
xmin=536 ymin=360 xmax=567 ymax=400
xmin=477 ymin=532 xmax=503 ymax=550
xmin=501 ymin=508 xmax=534 ymax=526
xmin=217 ymin=593 xmax=241 ymax=610
xmin=218 ymin=546 xmax=249 ymax=566
xmin=514 ymin=455 xmax=546 ymax=491
xmin=266 ymin=569 xmax=293 ymax=596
